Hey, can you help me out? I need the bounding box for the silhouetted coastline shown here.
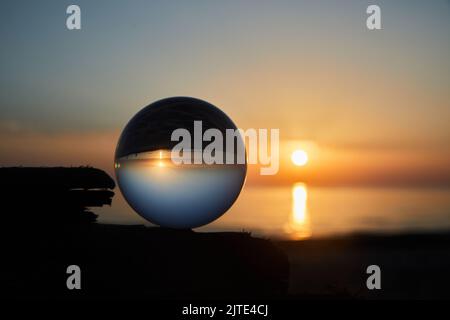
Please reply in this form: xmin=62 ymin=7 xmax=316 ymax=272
xmin=278 ymin=232 xmax=450 ymax=299
xmin=2 ymin=167 xmax=449 ymax=300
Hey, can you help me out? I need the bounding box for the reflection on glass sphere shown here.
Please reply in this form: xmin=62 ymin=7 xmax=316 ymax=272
xmin=115 ymin=97 xmax=246 ymax=229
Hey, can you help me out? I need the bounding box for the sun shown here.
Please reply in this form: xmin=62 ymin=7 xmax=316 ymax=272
xmin=291 ymin=149 xmax=308 ymax=166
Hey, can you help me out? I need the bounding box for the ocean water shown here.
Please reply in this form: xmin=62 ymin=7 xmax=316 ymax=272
xmin=95 ymin=184 xmax=450 ymax=240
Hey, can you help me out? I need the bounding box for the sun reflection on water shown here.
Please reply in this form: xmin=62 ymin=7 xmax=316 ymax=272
xmin=285 ymin=183 xmax=312 ymax=240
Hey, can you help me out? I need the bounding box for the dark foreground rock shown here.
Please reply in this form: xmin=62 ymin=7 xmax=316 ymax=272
xmin=1 ymin=167 xmax=289 ymax=299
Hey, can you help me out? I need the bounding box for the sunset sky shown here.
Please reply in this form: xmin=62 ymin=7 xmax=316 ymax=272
xmin=1 ymin=0 xmax=449 ymax=187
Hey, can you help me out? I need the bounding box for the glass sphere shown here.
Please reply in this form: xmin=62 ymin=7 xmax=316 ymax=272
xmin=115 ymin=97 xmax=246 ymax=229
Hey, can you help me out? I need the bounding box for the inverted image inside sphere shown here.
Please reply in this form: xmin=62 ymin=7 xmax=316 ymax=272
xmin=115 ymin=97 xmax=247 ymax=229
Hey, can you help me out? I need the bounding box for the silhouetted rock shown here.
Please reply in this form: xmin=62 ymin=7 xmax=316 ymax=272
xmin=1 ymin=167 xmax=115 ymax=225
xmin=1 ymin=167 xmax=289 ymax=299
xmin=0 ymin=167 xmax=115 ymax=190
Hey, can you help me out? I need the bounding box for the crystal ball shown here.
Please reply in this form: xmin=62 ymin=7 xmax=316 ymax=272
xmin=115 ymin=97 xmax=247 ymax=229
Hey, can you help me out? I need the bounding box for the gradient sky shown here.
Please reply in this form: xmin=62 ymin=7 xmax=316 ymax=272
xmin=1 ymin=0 xmax=449 ymax=186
